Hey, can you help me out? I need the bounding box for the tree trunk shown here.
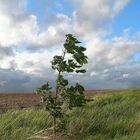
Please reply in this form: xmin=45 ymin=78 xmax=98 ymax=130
xmin=53 ymin=116 xmax=56 ymax=140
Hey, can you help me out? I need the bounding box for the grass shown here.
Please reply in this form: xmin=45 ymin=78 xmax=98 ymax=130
xmin=0 ymin=89 xmax=140 ymax=140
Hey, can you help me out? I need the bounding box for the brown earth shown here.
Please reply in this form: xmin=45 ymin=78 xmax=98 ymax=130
xmin=0 ymin=90 xmax=115 ymax=113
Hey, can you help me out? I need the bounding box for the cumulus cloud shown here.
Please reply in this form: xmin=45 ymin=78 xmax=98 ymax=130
xmin=0 ymin=0 xmax=71 ymax=49
xmin=0 ymin=47 xmax=14 ymax=59
xmin=0 ymin=0 xmax=140 ymax=92
xmin=85 ymin=32 xmax=140 ymax=78
xmin=82 ymin=31 xmax=140 ymax=89
xmin=13 ymin=49 xmax=62 ymax=76
xmin=29 ymin=14 xmax=71 ymax=49
xmin=86 ymin=32 xmax=140 ymax=72
xmin=0 ymin=0 xmax=38 ymax=47
xmin=70 ymin=0 xmax=129 ymax=39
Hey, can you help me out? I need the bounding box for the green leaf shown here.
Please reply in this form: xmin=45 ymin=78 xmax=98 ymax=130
xmin=75 ymin=83 xmax=85 ymax=94
xmin=57 ymin=75 xmax=68 ymax=87
xmin=79 ymin=46 xmax=86 ymax=52
xmin=36 ymin=82 xmax=52 ymax=94
xmin=75 ymin=69 xmax=86 ymax=73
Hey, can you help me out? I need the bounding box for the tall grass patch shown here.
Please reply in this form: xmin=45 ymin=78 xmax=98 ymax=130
xmin=0 ymin=89 xmax=140 ymax=140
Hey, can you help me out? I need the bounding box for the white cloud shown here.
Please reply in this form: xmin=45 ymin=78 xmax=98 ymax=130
xmin=86 ymin=32 xmax=140 ymax=74
xmin=0 ymin=57 xmax=13 ymax=69
xmin=90 ymin=71 xmax=98 ymax=77
xmin=30 ymin=14 xmax=71 ymax=48
xmin=1 ymin=0 xmax=140 ymax=92
xmin=70 ymin=0 xmax=129 ymax=39
xmin=122 ymin=73 xmax=129 ymax=78
xmin=0 ymin=0 xmax=38 ymax=47
xmin=14 ymin=51 xmax=53 ymax=75
xmin=0 ymin=1 xmax=71 ymax=49
xmin=0 ymin=0 xmax=129 ymax=49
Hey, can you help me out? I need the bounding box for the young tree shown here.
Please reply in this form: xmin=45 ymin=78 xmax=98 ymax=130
xmin=36 ymin=34 xmax=88 ymax=138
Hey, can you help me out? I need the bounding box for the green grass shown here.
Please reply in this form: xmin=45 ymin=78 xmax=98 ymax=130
xmin=0 ymin=89 xmax=140 ymax=140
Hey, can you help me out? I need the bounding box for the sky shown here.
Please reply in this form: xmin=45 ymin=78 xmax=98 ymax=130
xmin=0 ymin=0 xmax=140 ymax=92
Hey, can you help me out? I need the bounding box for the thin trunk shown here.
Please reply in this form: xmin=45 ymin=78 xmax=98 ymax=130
xmin=53 ymin=49 xmax=66 ymax=139
xmin=56 ymin=71 xmax=61 ymax=98
xmin=53 ymin=116 xmax=56 ymax=140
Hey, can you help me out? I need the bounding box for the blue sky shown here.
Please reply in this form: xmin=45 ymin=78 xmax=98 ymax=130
xmin=0 ymin=0 xmax=140 ymax=92
xmin=26 ymin=0 xmax=140 ymax=37
xmin=112 ymin=0 xmax=140 ymax=36
xmin=27 ymin=0 xmax=73 ymax=31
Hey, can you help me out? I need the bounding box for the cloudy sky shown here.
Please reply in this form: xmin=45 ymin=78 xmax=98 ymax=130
xmin=0 ymin=0 xmax=140 ymax=92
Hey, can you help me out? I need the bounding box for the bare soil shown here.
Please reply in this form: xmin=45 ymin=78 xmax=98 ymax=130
xmin=0 ymin=90 xmax=114 ymax=113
